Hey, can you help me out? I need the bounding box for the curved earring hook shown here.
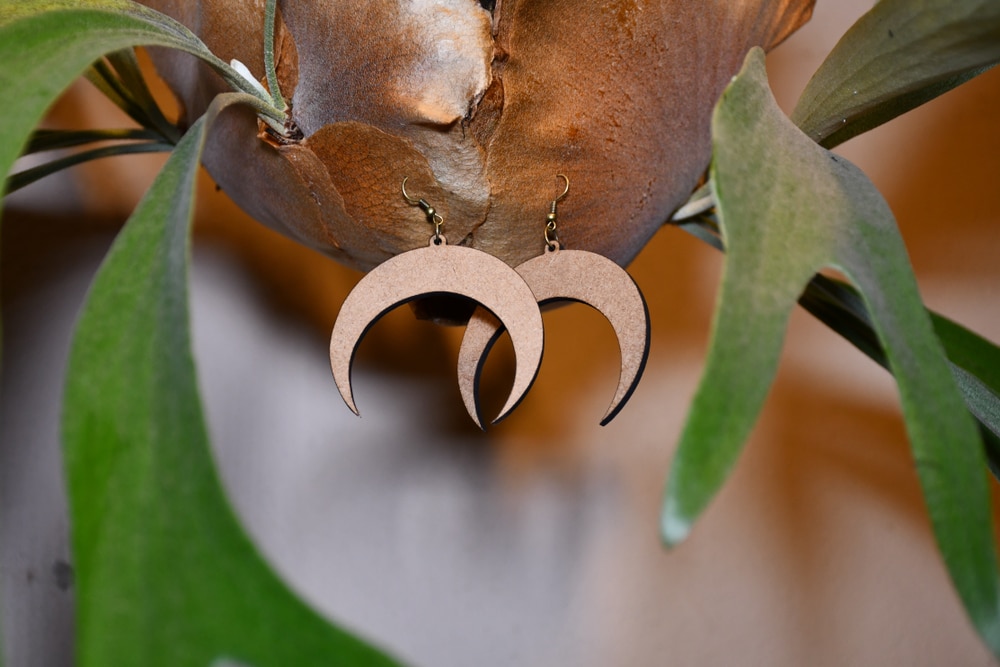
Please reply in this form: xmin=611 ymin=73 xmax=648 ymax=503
xmin=545 ymin=174 xmax=570 ymax=249
xmin=401 ymin=176 xmax=444 ymax=239
xmin=400 ymin=176 xmax=420 ymax=205
xmin=554 ymin=174 xmax=570 ymax=203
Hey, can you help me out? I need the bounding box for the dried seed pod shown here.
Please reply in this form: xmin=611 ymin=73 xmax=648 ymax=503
xmin=142 ymin=0 xmax=814 ymax=271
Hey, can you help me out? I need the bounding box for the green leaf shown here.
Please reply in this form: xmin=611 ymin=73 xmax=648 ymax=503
xmin=934 ymin=315 xmax=1000 ymax=467
xmin=24 ymin=128 xmax=165 ymax=154
xmin=83 ymin=51 xmax=180 ymax=143
xmin=263 ymin=0 xmax=286 ymax=112
xmin=6 ymin=141 xmax=173 ymax=194
xmin=0 ymin=0 xmax=278 ymax=195
xmin=11 ymin=126 xmax=175 ymax=196
xmin=800 ymin=274 xmax=886 ymax=366
xmin=954 ymin=367 xmax=1000 ymax=440
xmin=61 ymin=94 xmax=401 ymax=666
xmin=799 ymin=275 xmax=1000 ymax=476
xmin=678 ymin=213 xmax=1000 ymax=478
xmin=791 ymin=0 xmax=1000 ymax=148
xmin=662 ymin=48 xmax=1000 ymax=653
xmin=84 ymin=57 xmax=163 ymax=134
xmin=934 ymin=314 xmax=1000 ymax=396
xmin=104 ymin=48 xmax=180 ymax=141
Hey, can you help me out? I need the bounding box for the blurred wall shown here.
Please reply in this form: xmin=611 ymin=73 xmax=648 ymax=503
xmin=3 ymin=1 xmax=1000 ymax=665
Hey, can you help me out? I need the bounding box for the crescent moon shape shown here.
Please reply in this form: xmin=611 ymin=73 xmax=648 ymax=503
xmin=330 ymin=237 xmax=544 ymax=424
xmin=459 ymin=247 xmax=650 ymax=426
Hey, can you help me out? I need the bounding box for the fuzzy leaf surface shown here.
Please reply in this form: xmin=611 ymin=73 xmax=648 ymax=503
xmin=61 ymin=95 xmax=401 ymax=666
xmin=663 ymin=48 xmax=1000 ymax=654
xmin=792 ymin=0 xmax=1000 ymax=147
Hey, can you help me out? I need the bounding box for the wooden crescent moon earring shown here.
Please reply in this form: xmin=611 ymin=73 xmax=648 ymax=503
xmin=458 ymin=175 xmax=651 ymax=427
xmin=329 ymin=179 xmax=544 ymax=421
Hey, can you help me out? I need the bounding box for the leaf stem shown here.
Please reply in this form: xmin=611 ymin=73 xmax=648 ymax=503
xmin=263 ymin=0 xmax=286 ymax=112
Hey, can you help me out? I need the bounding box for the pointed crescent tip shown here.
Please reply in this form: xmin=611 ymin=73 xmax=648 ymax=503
xmin=459 ymin=305 xmax=541 ymax=429
xmin=491 ymin=386 xmax=528 ymax=425
xmin=335 ymin=375 xmax=361 ymax=416
xmin=599 ymin=297 xmax=651 ymax=427
xmin=330 ymin=324 xmax=361 ymax=417
xmin=599 ymin=397 xmax=625 ymax=427
xmin=459 ymin=384 xmax=486 ymax=430
xmin=490 ymin=336 xmax=542 ymax=426
xmin=346 ymin=397 xmax=360 ymax=417
xmin=457 ymin=310 xmax=491 ymax=430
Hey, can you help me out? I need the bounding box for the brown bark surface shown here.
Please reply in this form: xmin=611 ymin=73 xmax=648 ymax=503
xmin=142 ymin=0 xmax=814 ymax=271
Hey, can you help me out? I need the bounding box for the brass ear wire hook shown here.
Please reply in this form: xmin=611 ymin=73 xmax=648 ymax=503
xmin=544 ymin=174 xmax=569 ymax=250
xmin=402 ymin=176 xmax=444 ymax=240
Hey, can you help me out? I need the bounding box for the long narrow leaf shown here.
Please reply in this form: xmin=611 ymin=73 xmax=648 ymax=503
xmin=946 ymin=329 xmax=1000 ymax=473
xmin=792 ymin=0 xmax=1000 ymax=148
xmin=62 ymin=93 xmax=400 ymax=666
xmin=663 ymin=48 xmax=1000 ymax=654
xmin=84 ymin=58 xmax=159 ymax=131
xmin=803 ymin=276 xmax=1000 ymax=447
xmin=25 ymin=128 xmax=165 ymax=154
xmin=800 ymin=274 xmax=884 ymax=364
xmin=105 ymin=49 xmax=180 ymax=142
xmin=799 ymin=275 xmax=1000 ymax=475
xmin=934 ymin=314 xmax=1000 ymax=393
xmin=954 ymin=368 xmax=1000 ymax=440
xmin=6 ymin=142 xmax=173 ymax=194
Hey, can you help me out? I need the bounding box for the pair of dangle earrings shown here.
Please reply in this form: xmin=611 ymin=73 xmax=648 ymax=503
xmin=329 ymin=175 xmax=650 ymax=428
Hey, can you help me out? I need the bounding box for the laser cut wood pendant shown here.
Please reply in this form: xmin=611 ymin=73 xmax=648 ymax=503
xmin=329 ymin=236 xmax=544 ymax=420
xmin=458 ymin=243 xmax=650 ymax=427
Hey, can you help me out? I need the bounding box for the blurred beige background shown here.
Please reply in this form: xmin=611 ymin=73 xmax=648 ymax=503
xmin=3 ymin=1 xmax=1000 ymax=665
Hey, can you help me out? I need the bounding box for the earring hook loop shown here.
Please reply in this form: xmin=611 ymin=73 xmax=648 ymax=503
xmin=400 ymin=176 xmax=419 ymax=205
xmin=545 ymin=174 xmax=569 ymax=250
xmin=402 ymin=176 xmax=444 ymax=240
xmin=554 ymin=174 xmax=570 ymax=203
